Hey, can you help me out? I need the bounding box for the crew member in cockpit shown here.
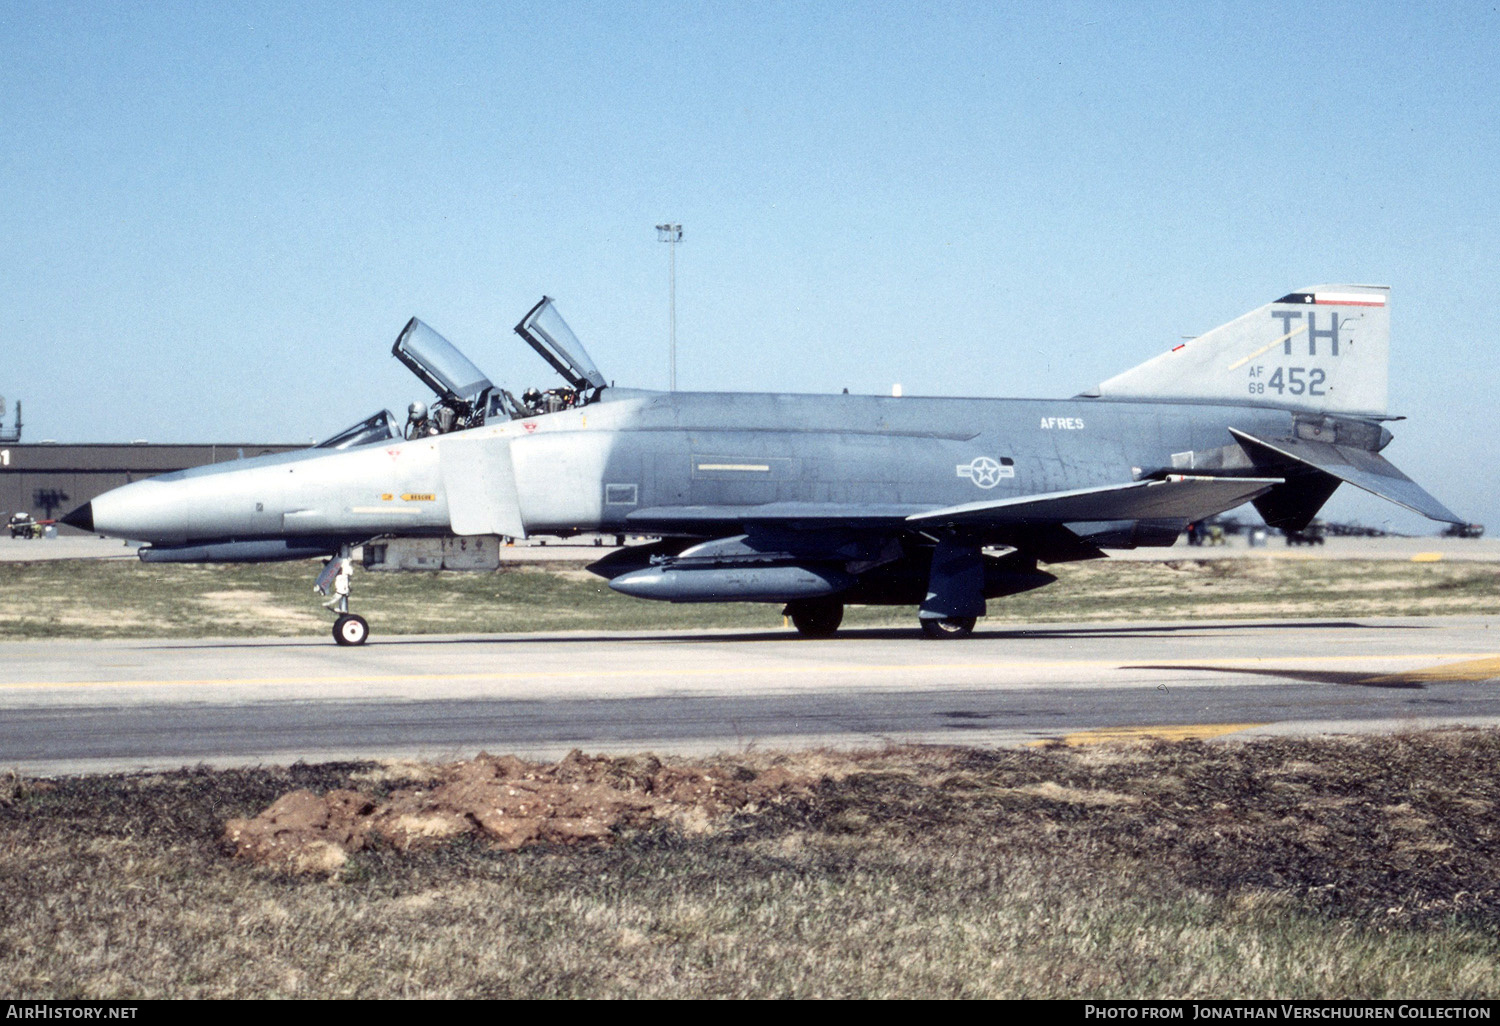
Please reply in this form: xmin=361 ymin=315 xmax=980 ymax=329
xmin=431 ymin=403 xmax=458 ymax=434
xmin=405 ymin=401 xmax=435 ymax=439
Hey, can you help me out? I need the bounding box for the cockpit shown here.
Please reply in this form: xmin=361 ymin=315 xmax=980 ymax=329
xmin=315 ymin=296 xmax=607 ymax=449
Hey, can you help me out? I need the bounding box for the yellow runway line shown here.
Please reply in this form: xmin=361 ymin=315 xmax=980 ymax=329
xmin=1365 ymin=655 xmax=1500 ymax=685
xmin=1030 ymin=723 xmax=1268 ymax=747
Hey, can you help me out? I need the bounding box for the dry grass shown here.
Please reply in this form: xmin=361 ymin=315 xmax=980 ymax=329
xmin=0 ymin=557 xmax=1497 ymax=640
xmin=5 ymin=730 xmax=1500 ymax=998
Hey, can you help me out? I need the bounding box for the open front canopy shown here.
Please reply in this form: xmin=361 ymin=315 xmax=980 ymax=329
xmin=391 ymin=318 xmax=494 ymax=404
xmin=515 ymin=297 xmax=607 ymax=391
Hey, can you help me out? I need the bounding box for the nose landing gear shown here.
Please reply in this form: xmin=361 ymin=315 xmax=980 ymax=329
xmin=316 ymin=545 xmax=370 ymax=645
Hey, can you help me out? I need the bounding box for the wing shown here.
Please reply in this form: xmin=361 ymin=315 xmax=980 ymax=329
xmin=906 ymin=476 xmax=1281 ymax=529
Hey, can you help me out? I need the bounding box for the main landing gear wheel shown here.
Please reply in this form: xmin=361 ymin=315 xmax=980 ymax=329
xmin=919 ymin=616 xmax=976 ymax=639
xmin=786 ymin=598 xmax=844 ymax=638
xmin=333 ymin=614 xmax=369 ymax=646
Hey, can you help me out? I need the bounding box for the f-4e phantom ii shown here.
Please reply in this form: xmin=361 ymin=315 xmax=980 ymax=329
xmin=63 ymin=285 xmax=1462 ymax=645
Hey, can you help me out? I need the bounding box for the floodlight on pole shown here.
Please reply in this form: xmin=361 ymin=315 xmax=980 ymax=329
xmin=656 ymin=223 xmax=682 ymax=390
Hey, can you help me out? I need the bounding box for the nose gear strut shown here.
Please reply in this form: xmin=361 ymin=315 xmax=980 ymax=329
xmin=316 ymin=543 xmax=369 ymax=645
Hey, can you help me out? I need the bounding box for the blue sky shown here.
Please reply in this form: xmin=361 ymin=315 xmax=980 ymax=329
xmin=3 ymin=1 xmax=1497 ymax=532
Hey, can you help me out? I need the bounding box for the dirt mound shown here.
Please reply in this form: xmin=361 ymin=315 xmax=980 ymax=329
xmin=223 ymin=749 xmax=818 ymax=871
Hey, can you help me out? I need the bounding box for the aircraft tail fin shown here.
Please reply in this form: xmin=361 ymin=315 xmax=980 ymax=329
xmin=1090 ymin=285 xmax=1390 ymax=417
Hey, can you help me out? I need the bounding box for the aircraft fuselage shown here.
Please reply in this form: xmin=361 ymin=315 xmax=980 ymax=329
xmin=81 ymin=389 xmax=1297 ymax=547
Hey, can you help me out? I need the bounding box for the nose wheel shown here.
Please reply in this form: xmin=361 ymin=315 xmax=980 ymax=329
xmin=333 ymin=613 xmax=369 ymax=646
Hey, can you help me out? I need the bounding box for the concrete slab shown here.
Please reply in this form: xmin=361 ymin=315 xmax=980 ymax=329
xmin=3 ymin=615 xmax=1497 ymax=775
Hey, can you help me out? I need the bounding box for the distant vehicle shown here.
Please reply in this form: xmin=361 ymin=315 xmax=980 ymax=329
xmin=1211 ymin=516 xmax=1249 ymax=537
xmin=1443 ymin=523 xmax=1485 ymax=539
xmin=1187 ymin=515 xmax=1244 ymax=545
xmin=1284 ymin=519 xmax=1327 ymax=546
xmin=66 ymin=285 xmax=1465 ymax=644
xmin=8 ymin=512 xmax=43 ymax=539
xmin=1323 ymin=521 xmax=1387 ymax=538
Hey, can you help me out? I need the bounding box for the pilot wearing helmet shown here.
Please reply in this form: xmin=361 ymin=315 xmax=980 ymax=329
xmin=405 ymin=401 xmax=436 ymax=439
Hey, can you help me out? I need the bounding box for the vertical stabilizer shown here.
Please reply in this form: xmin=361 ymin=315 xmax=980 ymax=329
xmin=1091 ymin=285 xmax=1389 ymax=417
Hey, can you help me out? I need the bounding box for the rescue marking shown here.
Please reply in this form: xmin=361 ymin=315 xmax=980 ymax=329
xmin=401 ymin=493 xmax=436 ymax=502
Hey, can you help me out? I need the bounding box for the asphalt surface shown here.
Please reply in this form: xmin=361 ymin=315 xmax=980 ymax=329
xmin=3 ymin=616 xmax=1499 ymax=775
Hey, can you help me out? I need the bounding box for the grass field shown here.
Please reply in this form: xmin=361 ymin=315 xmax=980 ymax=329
xmin=1 ymin=555 xmax=1498 ymax=639
xmin=4 ymin=731 xmax=1500 ymax=998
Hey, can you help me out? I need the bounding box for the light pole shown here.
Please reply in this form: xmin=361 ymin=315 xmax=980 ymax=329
xmin=656 ymin=223 xmax=682 ymax=390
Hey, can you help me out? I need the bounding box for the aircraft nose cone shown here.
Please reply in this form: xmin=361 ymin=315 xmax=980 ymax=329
xmin=60 ymin=502 xmax=94 ymax=532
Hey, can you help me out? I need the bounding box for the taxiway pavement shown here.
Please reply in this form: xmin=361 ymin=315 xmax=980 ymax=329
xmin=5 ymin=533 xmax=1498 ymax=562
xmin=3 ymin=616 xmax=1499 ymax=775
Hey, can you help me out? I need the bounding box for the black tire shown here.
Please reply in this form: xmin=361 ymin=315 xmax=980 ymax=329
xmin=333 ymin=614 xmax=369 ymax=646
xmin=919 ymin=616 xmax=976 ymax=639
xmin=787 ymin=598 xmax=844 ymax=637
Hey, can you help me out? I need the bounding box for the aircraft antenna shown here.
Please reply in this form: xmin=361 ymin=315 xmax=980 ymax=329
xmin=656 ymin=223 xmax=683 ymax=390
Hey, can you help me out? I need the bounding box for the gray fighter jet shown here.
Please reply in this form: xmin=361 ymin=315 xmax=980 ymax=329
xmin=63 ymin=286 xmax=1461 ymax=645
